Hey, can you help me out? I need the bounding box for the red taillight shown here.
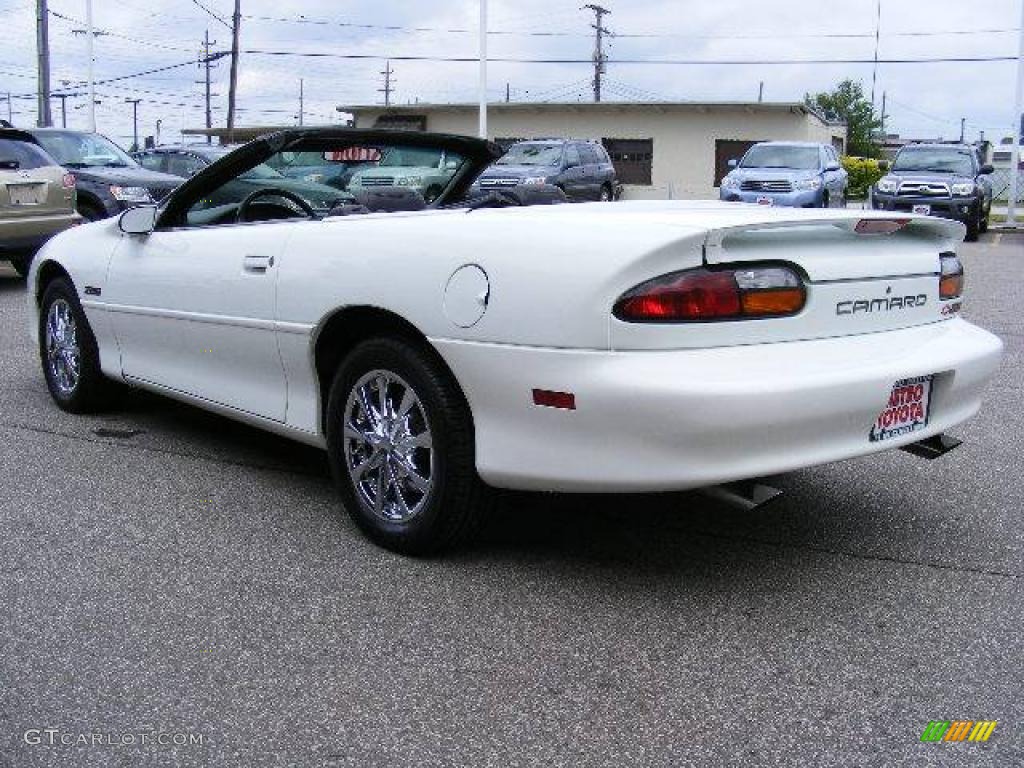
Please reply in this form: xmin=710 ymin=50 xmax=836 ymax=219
xmin=939 ymin=252 xmax=964 ymax=300
xmin=62 ymin=172 xmax=76 ymax=189
xmin=854 ymin=218 xmax=910 ymax=235
xmin=613 ymin=266 xmax=805 ymax=323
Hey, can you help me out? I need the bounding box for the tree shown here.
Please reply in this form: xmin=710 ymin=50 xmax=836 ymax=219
xmin=806 ymin=80 xmax=883 ymax=158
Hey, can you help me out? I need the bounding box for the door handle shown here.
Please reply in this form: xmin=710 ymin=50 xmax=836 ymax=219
xmin=243 ymin=255 xmax=274 ymax=273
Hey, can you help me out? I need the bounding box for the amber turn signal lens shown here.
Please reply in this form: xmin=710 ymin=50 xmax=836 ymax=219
xmin=939 ymin=273 xmax=963 ymax=300
xmin=740 ymin=288 xmax=805 ymax=316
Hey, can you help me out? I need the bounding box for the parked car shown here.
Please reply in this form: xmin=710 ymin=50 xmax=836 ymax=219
xmin=24 ymin=129 xmax=183 ymax=221
xmin=0 ymin=128 xmax=80 ymax=277
xmin=870 ymin=143 xmax=994 ymax=241
xmin=134 ymin=145 xmax=346 ymax=211
xmin=263 ymin=148 xmax=378 ymax=191
xmin=473 ymin=139 xmax=620 ymax=202
xmin=26 ymin=128 xmax=1002 ymax=555
xmin=347 ymin=145 xmax=463 ymax=204
xmin=720 ymin=141 xmax=848 ymax=208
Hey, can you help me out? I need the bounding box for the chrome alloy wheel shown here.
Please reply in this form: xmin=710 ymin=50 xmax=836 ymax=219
xmin=45 ymin=298 xmax=80 ymax=397
xmin=342 ymin=370 xmax=434 ymax=523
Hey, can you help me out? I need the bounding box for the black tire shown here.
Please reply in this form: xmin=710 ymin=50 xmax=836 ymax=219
xmin=979 ymin=202 xmax=990 ymax=234
xmin=821 ymin=192 xmax=830 ymax=209
xmin=965 ymin=208 xmax=981 ymax=242
xmin=10 ymin=254 xmax=32 ymax=277
xmin=599 ymin=184 xmax=612 ymax=202
xmin=38 ymin=277 xmax=114 ymax=413
xmin=325 ymin=337 xmax=493 ymax=555
xmin=76 ymin=202 xmax=105 ymax=222
xmin=423 ymin=186 xmax=442 ymax=205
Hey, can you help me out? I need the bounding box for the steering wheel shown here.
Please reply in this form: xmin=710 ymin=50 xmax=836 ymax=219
xmin=236 ymin=187 xmax=317 ymax=223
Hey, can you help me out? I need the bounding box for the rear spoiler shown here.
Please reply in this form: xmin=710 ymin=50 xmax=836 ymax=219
xmin=704 ymin=214 xmax=965 ymax=260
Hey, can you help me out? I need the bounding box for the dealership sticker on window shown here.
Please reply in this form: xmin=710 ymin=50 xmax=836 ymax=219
xmin=870 ymin=375 xmax=934 ymax=442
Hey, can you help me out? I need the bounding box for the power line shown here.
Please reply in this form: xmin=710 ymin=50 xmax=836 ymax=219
xmin=189 ymin=0 xmax=231 ymax=31
xmin=237 ymin=49 xmax=1018 ymax=66
xmin=239 ymin=12 xmax=1019 ymax=41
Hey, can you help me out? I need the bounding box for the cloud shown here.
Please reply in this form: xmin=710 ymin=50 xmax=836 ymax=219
xmin=0 ymin=0 xmax=1018 ymax=146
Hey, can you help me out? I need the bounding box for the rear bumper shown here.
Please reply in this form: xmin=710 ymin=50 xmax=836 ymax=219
xmin=433 ymin=319 xmax=1003 ymax=492
xmin=720 ymin=188 xmax=822 ymax=207
xmin=0 ymin=212 xmax=80 ymax=254
xmin=871 ymin=193 xmax=977 ymax=222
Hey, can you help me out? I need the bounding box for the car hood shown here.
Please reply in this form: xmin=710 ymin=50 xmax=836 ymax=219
xmin=886 ymin=170 xmax=973 ymax=183
xmin=479 ymin=164 xmax=558 ymax=179
xmin=726 ymin=167 xmax=820 ymax=181
xmin=352 ymin=165 xmax=438 ymax=178
xmin=74 ymin=166 xmax=183 ymax=189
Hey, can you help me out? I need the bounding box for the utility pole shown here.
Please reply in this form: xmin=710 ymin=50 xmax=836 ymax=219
xmin=298 ymin=78 xmax=304 ymax=126
xmin=35 ymin=0 xmax=52 ymax=127
xmin=379 ymin=60 xmax=394 ymax=107
xmin=125 ymin=98 xmax=141 ymax=150
xmin=200 ymin=29 xmax=218 ymax=144
xmin=86 ymin=0 xmax=96 ymax=131
xmin=758 ymin=81 xmax=764 ymax=103
xmin=870 ymin=0 xmax=882 ymax=108
xmin=880 ymin=90 xmax=887 ymax=135
xmin=1008 ymin=0 xmax=1023 ymax=226
xmin=478 ymin=0 xmax=487 ymax=138
xmin=226 ymin=0 xmax=241 ymax=144
xmin=6 ymin=92 xmax=12 ymax=124
xmin=959 ymin=117 xmax=966 ymax=144
xmin=506 ymin=82 xmax=510 ymax=103
xmin=583 ymin=4 xmax=611 ymax=103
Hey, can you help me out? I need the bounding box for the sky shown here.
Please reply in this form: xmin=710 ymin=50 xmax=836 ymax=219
xmin=0 ymin=0 xmax=1020 ymax=149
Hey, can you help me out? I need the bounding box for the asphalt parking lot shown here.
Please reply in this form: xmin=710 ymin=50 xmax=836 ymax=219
xmin=0 ymin=231 xmax=1021 ymax=767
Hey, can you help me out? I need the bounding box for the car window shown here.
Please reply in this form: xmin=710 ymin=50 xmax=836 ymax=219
xmin=178 ymin=142 xmax=468 ymax=228
xmin=33 ymin=131 xmax=136 ymax=169
xmin=166 ymin=153 xmax=206 ymax=178
xmin=565 ymin=145 xmax=582 ymax=167
xmin=741 ymin=145 xmax=820 ymax=170
xmin=137 ymin=153 xmax=166 ymax=172
xmin=495 ymin=143 xmax=563 ymax=166
xmin=0 ymin=138 xmax=55 ymax=170
xmin=579 ymin=144 xmax=599 ymax=165
xmin=892 ymin=147 xmax=975 ymax=175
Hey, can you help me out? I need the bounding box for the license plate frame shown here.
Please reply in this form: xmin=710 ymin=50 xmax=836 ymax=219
xmin=7 ymin=183 xmax=46 ymax=206
xmin=756 ymin=196 xmax=774 ymax=206
xmin=912 ymin=204 xmax=931 ymax=215
xmin=869 ymin=375 xmax=935 ymax=443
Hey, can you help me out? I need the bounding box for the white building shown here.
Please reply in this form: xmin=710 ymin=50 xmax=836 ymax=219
xmin=342 ymin=101 xmax=847 ymax=200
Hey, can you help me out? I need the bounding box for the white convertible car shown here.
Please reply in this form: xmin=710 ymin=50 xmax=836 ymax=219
xmin=27 ymin=129 xmax=1002 ymax=554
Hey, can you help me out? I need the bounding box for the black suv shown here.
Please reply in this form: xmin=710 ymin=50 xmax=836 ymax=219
xmin=870 ymin=143 xmax=994 ymax=240
xmin=25 ymin=129 xmax=182 ymax=221
xmin=473 ymin=139 xmax=620 ymax=202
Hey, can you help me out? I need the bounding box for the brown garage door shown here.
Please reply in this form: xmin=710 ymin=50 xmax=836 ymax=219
xmin=602 ymin=138 xmax=653 ymax=186
xmin=714 ymin=139 xmax=762 ymax=187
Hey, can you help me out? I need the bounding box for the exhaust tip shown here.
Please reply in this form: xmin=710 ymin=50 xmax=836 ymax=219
xmin=900 ymin=433 xmax=963 ymax=460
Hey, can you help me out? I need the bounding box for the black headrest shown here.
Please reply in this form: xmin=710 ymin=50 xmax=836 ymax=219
xmin=352 ymin=187 xmax=427 ymax=212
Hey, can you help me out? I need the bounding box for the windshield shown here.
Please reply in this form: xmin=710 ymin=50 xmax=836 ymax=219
xmin=740 ymin=145 xmax=820 ymax=170
xmin=194 ymin=149 xmax=283 ymax=179
xmin=496 ymin=143 xmax=563 ymax=166
xmin=34 ymin=131 xmax=136 ymax=168
xmin=379 ymin=147 xmax=443 ymax=168
xmin=892 ymin=148 xmax=974 ymax=175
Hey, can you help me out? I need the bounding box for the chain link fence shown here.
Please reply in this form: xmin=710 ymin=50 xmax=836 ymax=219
xmin=989 ymin=167 xmax=1024 ymax=203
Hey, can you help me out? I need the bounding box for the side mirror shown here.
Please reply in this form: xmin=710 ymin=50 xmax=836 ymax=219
xmin=118 ymin=205 xmax=157 ymax=235
xmin=444 ymin=159 xmax=459 ymax=171
xmin=727 ymin=158 xmax=738 ymax=168
xmin=979 ymin=164 xmax=994 ymax=175
xmin=878 ymin=160 xmax=890 ymax=172
xmin=825 ymin=162 xmax=841 ymax=172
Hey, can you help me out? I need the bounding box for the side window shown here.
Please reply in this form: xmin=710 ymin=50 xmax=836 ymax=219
xmin=565 ymin=144 xmax=581 ymax=168
xmin=137 ymin=153 xmax=165 ymax=172
xmin=579 ymin=144 xmax=599 ymax=165
xmin=0 ymin=138 xmax=53 ymax=170
xmin=166 ymin=153 xmax=205 ymax=178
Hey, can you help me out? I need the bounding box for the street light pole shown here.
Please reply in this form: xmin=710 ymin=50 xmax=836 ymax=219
xmin=1008 ymin=0 xmax=1024 ymax=226
xmin=125 ymin=98 xmax=141 ymax=151
xmin=478 ymin=0 xmax=487 ymax=139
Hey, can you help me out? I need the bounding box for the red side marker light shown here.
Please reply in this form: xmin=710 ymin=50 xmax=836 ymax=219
xmin=532 ymin=389 xmax=576 ymax=410
xmin=854 ymin=218 xmax=910 ymax=235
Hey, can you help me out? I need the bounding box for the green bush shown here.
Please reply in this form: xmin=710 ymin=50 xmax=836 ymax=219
xmin=842 ymin=156 xmax=885 ymax=199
